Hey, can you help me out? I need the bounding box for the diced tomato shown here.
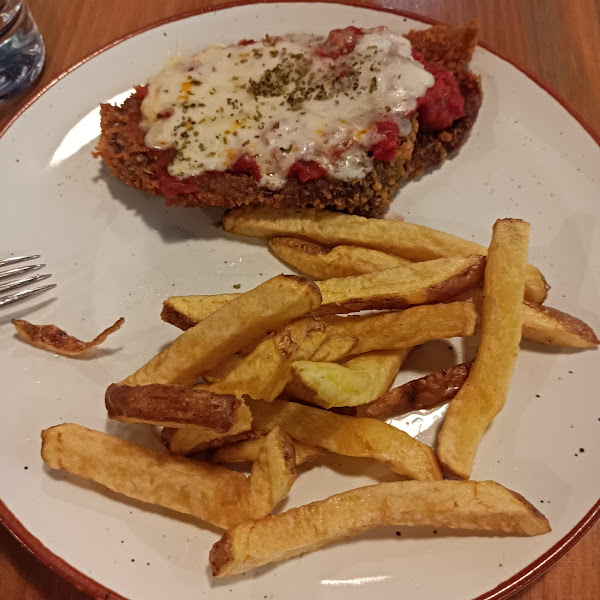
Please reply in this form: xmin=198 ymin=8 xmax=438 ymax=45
xmin=231 ymin=154 xmax=261 ymax=182
xmin=288 ymin=161 xmax=327 ymax=182
xmin=135 ymin=85 xmax=149 ymax=100
xmin=370 ymin=121 xmax=399 ymax=161
xmin=237 ymin=38 xmax=255 ymax=46
xmin=146 ymin=147 xmax=199 ymax=197
xmin=412 ymin=51 xmax=465 ymax=131
xmin=158 ymin=176 xmax=200 ymax=197
xmin=148 ymin=148 xmax=176 ymax=174
xmin=316 ymin=26 xmax=364 ymax=59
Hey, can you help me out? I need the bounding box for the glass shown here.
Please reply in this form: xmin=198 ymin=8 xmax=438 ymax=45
xmin=0 ymin=0 xmax=45 ymax=102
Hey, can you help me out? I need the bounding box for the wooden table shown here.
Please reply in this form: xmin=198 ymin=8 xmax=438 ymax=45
xmin=0 ymin=1 xmax=598 ymax=598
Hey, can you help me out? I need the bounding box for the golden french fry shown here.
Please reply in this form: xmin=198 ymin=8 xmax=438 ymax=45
xmin=202 ymin=353 xmax=248 ymax=383
xmin=206 ymin=318 xmax=326 ymax=402
xmin=438 ymin=219 xmax=529 ymax=479
xmin=269 ymin=237 xmax=411 ymax=279
xmin=211 ymin=436 xmax=323 ymax=466
xmin=41 ymin=424 xmax=295 ymax=529
xmin=316 ymin=256 xmax=485 ymax=314
xmin=165 ymin=400 xmax=253 ymax=455
xmin=248 ymin=399 xmax=441 ymax=481
xmin=123 ymin=275 xmax=321 ymax=386
xmin=161 ymin=260 xmax=484 ymax=326
xmin=452 ymin=288 xmax=599 ymax=348
xmin=245 ymin=426 xmax=297 ymax=516
xmin=161 ymin=294 xmax=238 ymax=330
xmin=223 ymin=208 xmax=548 ymax=303
xmin=210 ymin=479 xmax=550 ymax=576
xmin=358 ymin=363 xmax=472 ymax=419
xmin=288 ymin=349 xmax=410 ymax=409
xmin=310 ymin=336 xmax=358 ymax=362
xmin=522 ymin=301 xmax=599 ymax=348
xmin=322 ymin=302 xmax=477 ymax=357
xmin=105 ymin=384 xmax=242 ymax=431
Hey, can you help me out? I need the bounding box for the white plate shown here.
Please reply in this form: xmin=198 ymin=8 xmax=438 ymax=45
xmin=1 ymin=3 xmax=599 ymax=599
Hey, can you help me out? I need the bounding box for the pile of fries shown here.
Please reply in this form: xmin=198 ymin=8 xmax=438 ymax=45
xmin=39 ymin=208 xmax=599 ymax=578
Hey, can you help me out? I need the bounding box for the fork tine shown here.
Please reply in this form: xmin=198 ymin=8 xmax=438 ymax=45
xmin=0 ymin=273 xmax=52 ymax=294
xmin=0 ymin=255 xmax=41 ymax=268
xmin=0 ymin=284 xmax=57 ymax=308
xmin=0 ymin=264 xmax=46 ymax=280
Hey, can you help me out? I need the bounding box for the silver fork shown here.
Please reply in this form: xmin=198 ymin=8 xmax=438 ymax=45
xmin=0 ymin=255 xmax=56 ymax=308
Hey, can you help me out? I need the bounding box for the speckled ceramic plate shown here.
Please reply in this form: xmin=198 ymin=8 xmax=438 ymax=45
xmin=1 ymin=3 xmax=599 ymax=599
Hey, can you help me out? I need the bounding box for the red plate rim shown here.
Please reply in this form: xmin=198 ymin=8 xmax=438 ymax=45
xmin=1 ymin=2 xmax=598 ymax=599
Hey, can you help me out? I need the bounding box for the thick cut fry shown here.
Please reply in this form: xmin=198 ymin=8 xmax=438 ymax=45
xmin=206 ymin=318 xmax=326 ymax=402
xmin=210 ymin=479 xmax=550 ymax=576
xmin=105 ymin=384 xmax=242 ymax=430
xmin=452 ymin=288 xmax=599 ymax=348
xmin=248 ymin=399 xmax=442 ymax=481
xmin=202 ymin=353 xmax=247 ymax=383
xmin=359 ymin=363 xmax=471 ymax=419
xmin=245 ymin=426 xmax=297 ymax=515
xmin=438 ymin=219 xmax=529 ymax=479
xmin=316 ymin=256 xmax=485 ymax=314
xmin=123 ymin=275 xmax=321 ymax=386
xmin=289 ymin=349 xmax=409 ymax=409
xmin=161 ymin=294 xmax=238 ymax=330
xmin=269 ymin=237 xmax=411 ymax=279
xmin=322 ymin=302 xmax=477 ymax=358
xmin=522 ymin=301 xmax=599 ymax=348
xmin=165 ymin=400 xmax=253 ymax=455
xmin=41 ymin=424 xmax=295 ymax=529
xmin=311 ymin=336 xmax=358 ymax=362
xmin=163 ymin=426 xmax=259 ymax=454
xmin=212 ymin=436 xmax=324 ymax=466
xmin=13 ymin=317 xmax=124 ymax=356
xmin=161 ymin=263 xmax=484 ymax=329
xmin=223 ymin=208 xmax=548 ymax=302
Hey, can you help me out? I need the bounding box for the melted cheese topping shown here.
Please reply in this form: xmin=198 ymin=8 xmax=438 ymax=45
xmin=141 ymin=29 xmax=434 ymax=189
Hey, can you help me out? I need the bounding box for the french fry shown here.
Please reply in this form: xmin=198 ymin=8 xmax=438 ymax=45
xmin=41 ymin=424 xmax=295 ymax=529
xmin=288 ymin=349 xmax=410 ymax=409
xmin=161 ymin=261 xmax=484 ymax=328
xmin=161 ymin=294 xmax=238 ymax=330
xmin=315 ymin=256 xmax=484 ymax=313
xmin=210 ymin=479 xmax=550 ymax=576
xmin=269 ymin=237 xmax=411 ymax=279
xmin=358 ymin=363 xmax=472 ymax=419
xmin=202 ymin=353 xmax=247 ymax=383
xmin=437 ymin=219 xmax=529 ymax=479
xmin=310 ymin=336 xmax=358 ymax=362
xmin=452 ymin=288 xmax=599 ymax=348
xmin=223 ymin=208 xmax=548 ymax=303
xmin=247 ymin=398 xmax=442 ymax=481
xmin=164 ymin=400 xmax=253 ymax=455
xmin=522 ymin=301 xmax=599 ymax=348
xmin=122 ymin=275 xmax=321 ymax=386
xmin=206 ymin=318 xmax=326 ymax=402
xmin=322 ymin=302 xmax=477 ymax=357
xmin=246 ymin=426 xmax=297 ymax=516
xmin=212 ymin=436 xmax=324 ymax=466
xmin=105 ymin=383 xmax=242 ymax=431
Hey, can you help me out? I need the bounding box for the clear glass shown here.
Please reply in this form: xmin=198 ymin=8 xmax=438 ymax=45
xmin=0 ymin=0 xmax=45 ymax=102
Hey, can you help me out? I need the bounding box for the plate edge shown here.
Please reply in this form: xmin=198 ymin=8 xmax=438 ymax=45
xmin=0 ymin=3 xmax=598 ymax=600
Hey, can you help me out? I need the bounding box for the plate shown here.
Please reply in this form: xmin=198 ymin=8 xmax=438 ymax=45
xmin=1 ymin=3 xmax=599 ymax=599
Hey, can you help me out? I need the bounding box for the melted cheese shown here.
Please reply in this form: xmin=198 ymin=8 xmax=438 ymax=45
xmin=141 ymin=29 xmax=434 ymax=189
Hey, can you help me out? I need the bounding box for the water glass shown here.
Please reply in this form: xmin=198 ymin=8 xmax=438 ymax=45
xmin=0 ymin=0 xmax=45 ymax=102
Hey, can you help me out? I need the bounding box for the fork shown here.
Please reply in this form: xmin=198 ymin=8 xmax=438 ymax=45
xmin=0 ymin=255 xmax=56 ymax=308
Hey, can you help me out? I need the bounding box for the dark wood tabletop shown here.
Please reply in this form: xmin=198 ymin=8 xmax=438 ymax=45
xmin=0 ymin=1 xmax=598 ymax=599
